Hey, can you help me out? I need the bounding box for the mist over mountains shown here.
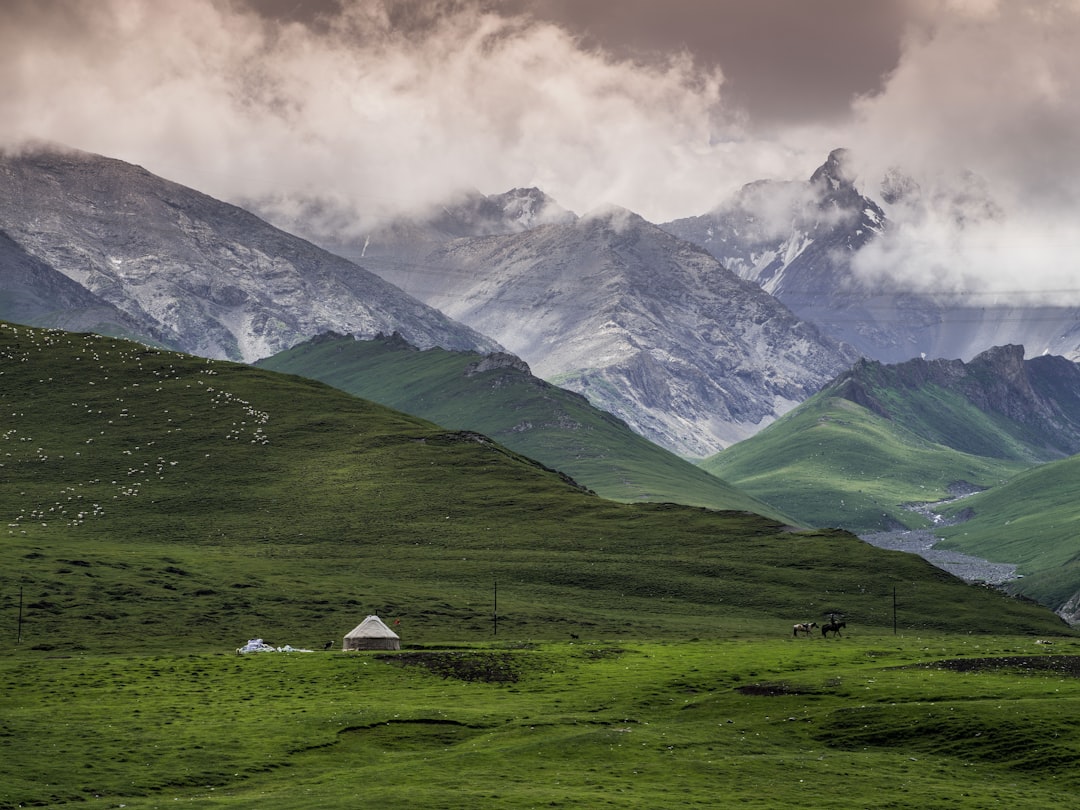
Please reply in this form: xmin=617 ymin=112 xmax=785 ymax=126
xmin=5 ymin=141 xmax=1080 ymax=460
xmin=663 ymin=148 xmax=1080 ymax=365
xmin=0 ymin=146 xmax=500 ymax=362
xmin=361 ymin=206 xmax=856 ymax=457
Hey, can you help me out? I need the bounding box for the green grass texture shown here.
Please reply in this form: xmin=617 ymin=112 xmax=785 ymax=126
xmin=0 ymin=320 xmax=1065 ymax=654
xmin=2 ymin=321 xmax=1078 ymax=808
xmin=702 ymin=392 xmax=1030 ymax=532
xmin=935 ymin=454 xmax=1080 ymax=608
xmin=256 ymin=332 xmax=788 ymax=520
xmin=3 ymin=636 xmax=1080 ymax=808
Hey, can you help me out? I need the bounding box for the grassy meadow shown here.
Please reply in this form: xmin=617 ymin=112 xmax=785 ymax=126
xmin=702 ymin=393 xmax=1030 ymax=532
xmin=935 ymin=455 xmax=1080 ymax=609
xmin=703 ymin=371 xmax=1080 ymax=614
xmin=2 ymin=321 xmax=1078 ymax=807
xmin=255 ymin=332 xmax=787 ymax=519
xmin=4 ymin=635 xmax=1080 ymax=808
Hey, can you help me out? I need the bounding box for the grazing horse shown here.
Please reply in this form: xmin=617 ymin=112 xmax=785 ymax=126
xmin=792 ymin=621 xmax=818 ymax=637
xmin=821 ymin=620 xmax=846 ymax=638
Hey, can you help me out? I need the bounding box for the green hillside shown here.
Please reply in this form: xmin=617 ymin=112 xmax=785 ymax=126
xmin=701 ymin=391 xmax=1031 ymax=532
xmin=256 ymin=332 xmax=790 ymax=520
xmin=3 ymin=321 xmax=1078 ymax=809
xmin=0 ymin=321 xmax=1063 ymax=650
xmin=935 ymin=455 xmax=1080 ymax=611
xmin=828 ymin=354 xmax=1078 ymax=463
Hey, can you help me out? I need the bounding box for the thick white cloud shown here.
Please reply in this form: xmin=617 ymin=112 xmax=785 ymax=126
xmin=1 ymin=0 xmax=1078 ymax=300
xmin=0 ymin=0 xmax=799 ymax=226
xmin=846 ymin=1 xmax=1080 ymax=299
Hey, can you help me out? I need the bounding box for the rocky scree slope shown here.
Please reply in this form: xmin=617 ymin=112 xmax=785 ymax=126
xmin=371 ymin=207 xmax=858 ymax=457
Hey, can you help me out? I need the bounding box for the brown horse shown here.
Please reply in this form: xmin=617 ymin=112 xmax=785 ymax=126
xmin=821 ymin=620 xmax=846 ymax=638
xmin=792 ymin=621 xmax=818 ymax=637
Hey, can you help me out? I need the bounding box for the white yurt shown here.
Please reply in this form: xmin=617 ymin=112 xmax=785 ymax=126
xmin=343 ymin=615 xmax=400 ymax=651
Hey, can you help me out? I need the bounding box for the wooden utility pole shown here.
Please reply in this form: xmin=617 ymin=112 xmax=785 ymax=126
xmin=493 ymin=579 xmax=498 ymax=636
xmin=892 ymin=586 xmax=897 ymax=635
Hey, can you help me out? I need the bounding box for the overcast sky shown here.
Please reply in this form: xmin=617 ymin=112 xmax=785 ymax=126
xmin=2 ymin=0 xmax=1079 ymax=298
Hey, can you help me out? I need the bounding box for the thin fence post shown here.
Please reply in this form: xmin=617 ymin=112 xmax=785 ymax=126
xmin=893 ymin=586 xmax=897 ymax=635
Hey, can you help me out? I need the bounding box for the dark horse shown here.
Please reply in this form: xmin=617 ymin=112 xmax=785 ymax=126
xmin=821 ymin=620 xmax=846 ymax=638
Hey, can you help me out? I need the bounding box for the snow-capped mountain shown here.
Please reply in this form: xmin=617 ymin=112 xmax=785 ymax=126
xmin=369 ymin=206 xmax=858 ymax=457
xmin=0 ymin=145 xmax=500 ymax=361
xmin=664 ymin=149 xmax=1080 ymax=364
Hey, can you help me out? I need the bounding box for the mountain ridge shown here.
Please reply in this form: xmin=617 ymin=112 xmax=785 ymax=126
xmin=663 ymin=149 xmax=1080 ymax=364
xmin=0 ymin=144 xmax=501 ymax=361
xmin=361 ymin=205 xmax=858 ymax=457
xmin=257 ymin=331 xmax=794 ymax=519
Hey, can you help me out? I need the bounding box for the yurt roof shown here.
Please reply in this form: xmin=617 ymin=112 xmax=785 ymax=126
xmin=345 ymin=615 xmax=400 ymax=639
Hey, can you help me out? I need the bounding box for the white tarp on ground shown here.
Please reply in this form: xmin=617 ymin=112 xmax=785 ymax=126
xmin=235 ymin=638 xmax=313 ymax=654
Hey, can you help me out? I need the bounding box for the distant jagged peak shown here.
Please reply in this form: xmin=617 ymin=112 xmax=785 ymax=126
xmin=488 ymin=187 xmax=577 ymax=230
xmin=580 ymin=203 xmax=648 ymax=233
xmin=831 ymin=344 xmax=1067 ymax=428
xmin=969 ymin=344 xmax=1028 ymax=383
xmin=396 ymin=186 xmax=576 ymax=238
xmin=810 ymin=147 xmax=857 ymax=191
xmin=706 ymin=149 xmax=881 ymax=241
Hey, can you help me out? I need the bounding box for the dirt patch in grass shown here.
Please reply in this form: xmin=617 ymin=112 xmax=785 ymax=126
xmin=911 ymin=655 xmax=1080 ymax=676
xmin=579 ymin=647 xmax=625 ymax=660
xmin=376 ymin=651 xmax=523 ymax=683
xmin=736 ymin=681 xmax=818 ymax=696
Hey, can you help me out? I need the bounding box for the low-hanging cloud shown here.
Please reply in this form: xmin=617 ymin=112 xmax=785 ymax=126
xmin=846 ymin=0 xmax=1080 ymax=301
xmin=0 ymin=0 xmax=797 ymax=228
xmin=1 ymin=0 xmax=1079 ymax=303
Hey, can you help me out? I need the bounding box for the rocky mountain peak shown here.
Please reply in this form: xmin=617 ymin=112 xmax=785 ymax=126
xmin=397 ymin=206 xmax=857 ymax=457
xmin=810 ymin=147 xmax=856 ymax=191
xmin=489 ymin=188 xmax=577 ymax=230
xmin=970 ymin=344 xmax=1027 ymax=380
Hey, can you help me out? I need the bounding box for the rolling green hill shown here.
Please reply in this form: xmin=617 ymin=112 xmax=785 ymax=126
xmin=702 ymin=346 xmax=1080 ymax=617
xmin=701 ymin=390 xmax=1031 ymax=532
xmin=702 ymin=346 xmax=1080 ymax=533
xmin=255 ymin=331 xmax=790 ymax=520
xmin=0 ymin=320 xmax=1065 ymax=653
xmin=935 ymin=455 xmax=1080 ymax=614
xmin=3 ymin=321 xmax=1077 ymax=809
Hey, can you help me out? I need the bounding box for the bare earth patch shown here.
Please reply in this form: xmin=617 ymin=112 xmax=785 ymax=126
xmin=910 ymin=655 xmax=1080 ymax=676
xmin=375 ymin=650 xmax=522 ymax=683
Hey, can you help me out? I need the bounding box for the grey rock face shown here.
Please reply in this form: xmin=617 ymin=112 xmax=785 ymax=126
xmin=369 ymin=206 xmax=858 ymax=457
xmin=831 ymin=344 xmax=1080 ymax=458
xmin=0 ymin=146 xmax=500 ymax=361
xmin=0 ymin=228 xmax=153 ymax=339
